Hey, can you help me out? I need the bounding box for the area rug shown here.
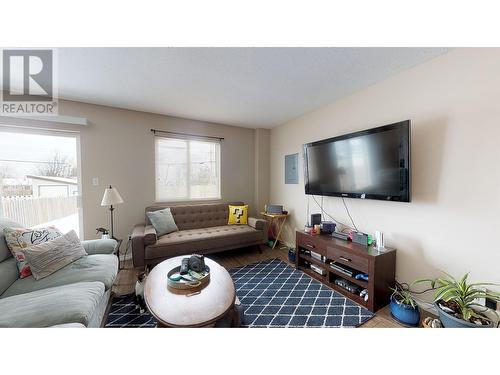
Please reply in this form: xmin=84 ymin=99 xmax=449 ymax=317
xmin=105 ymin=258 xmax=374 ymax=328
xmin=230 ymin=258 xmax=374 ymax=327
xmin=105 ymin=295 xmax=157 ymax=328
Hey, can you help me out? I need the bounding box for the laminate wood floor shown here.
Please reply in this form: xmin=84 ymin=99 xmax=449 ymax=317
xmin=112 ymin=245 xmax=405 ymax=328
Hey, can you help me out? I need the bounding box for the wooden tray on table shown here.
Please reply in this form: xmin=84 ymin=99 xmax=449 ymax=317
xmin=166 ymin=265 xmax=211 ymax=295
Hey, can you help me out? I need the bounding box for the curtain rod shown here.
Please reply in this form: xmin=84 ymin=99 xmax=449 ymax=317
xmin=150 ymin=129 xmax=224 ymax=141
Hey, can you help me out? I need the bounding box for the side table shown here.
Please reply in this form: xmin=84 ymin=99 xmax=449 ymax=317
xmin=260 ymin=212 xmax=289 ymax=250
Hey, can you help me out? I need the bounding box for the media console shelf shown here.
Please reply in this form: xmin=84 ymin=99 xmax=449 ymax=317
xmin=295 ymin=230 xmax=396 ymax=312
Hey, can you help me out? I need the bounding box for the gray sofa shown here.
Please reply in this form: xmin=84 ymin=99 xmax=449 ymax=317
xmin=0 ymin=218 xmax=118 ymax=328
xmin=132 ymin=202 xmax=268 ymax=268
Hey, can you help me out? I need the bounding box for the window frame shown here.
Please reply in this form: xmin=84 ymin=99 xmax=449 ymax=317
xmin=0 ymin=125 xmax=84 ymax=238
xmin=154 ymin=135 xmax=222 ymax=203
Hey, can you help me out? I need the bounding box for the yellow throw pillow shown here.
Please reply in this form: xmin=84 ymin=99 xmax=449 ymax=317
xmin=228 ymin=205 xmax=248 ymax=225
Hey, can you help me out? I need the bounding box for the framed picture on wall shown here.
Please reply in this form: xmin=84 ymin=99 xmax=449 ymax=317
xmin=285 ymin=153 xmax=299 ymax=184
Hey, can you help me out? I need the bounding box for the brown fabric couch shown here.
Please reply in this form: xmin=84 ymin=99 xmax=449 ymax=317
xmin=131 ymin=202 xmax=268 ymax=268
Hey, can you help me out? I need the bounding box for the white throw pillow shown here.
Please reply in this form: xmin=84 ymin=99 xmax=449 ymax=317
xmin=24 ymin=230 xmax=87 ymax=280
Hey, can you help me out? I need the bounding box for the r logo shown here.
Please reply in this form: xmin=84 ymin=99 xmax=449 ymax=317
xmin=2 ymin=49 xmax=53 ymax=102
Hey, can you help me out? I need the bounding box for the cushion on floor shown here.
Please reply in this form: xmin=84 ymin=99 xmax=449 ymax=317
xmin=145 ymin=225 xmax=263 ymax=260
xmin=0 ymin=281 xmax=104 ymax=327
xmin=1 ymin=254 xmax=118 ymax=298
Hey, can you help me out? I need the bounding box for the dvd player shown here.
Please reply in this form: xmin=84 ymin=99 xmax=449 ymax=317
xmin=330 ymin=262 xmax=355 ymax=277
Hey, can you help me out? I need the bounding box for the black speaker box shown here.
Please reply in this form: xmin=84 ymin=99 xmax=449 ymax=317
xmin=310 ymin=213 xmax=322 ymax=226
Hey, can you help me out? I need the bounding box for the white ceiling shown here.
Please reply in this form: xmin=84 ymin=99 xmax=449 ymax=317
xmin=52 ymin=48 xmax=448 ymax=128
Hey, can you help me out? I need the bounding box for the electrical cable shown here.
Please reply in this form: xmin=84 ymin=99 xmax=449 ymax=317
xmin=321 ymin=196 xmax=324 ymax=221
xmin=312 ymin=195 xmax=351 ymax=228
xmin=411 ymin=296 xmax=437 ymax=313
xmin=311 ymin=195 xmax=354 ymax=230
xmin=306 ymin=195 xmax=309 ymax=225
xmin=341 ymin=197 xmax=358 ymax=232
xmin=394 ymin=280 xmax=437 ymax=313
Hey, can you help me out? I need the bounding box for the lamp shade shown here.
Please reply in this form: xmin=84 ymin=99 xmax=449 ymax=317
xmin=101 ymin=185 xmax=124 ymax=206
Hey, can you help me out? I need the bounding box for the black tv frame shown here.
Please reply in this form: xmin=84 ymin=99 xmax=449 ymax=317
xmin=303 ymin=120 xmax=411 ymax=202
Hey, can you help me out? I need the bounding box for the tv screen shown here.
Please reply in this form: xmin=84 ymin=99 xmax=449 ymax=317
xmin=303 ymin=120 xmax=411 ymax=202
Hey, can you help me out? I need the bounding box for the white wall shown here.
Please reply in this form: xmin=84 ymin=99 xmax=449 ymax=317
xmin=270 ymin=48 xmax=500 ymax=290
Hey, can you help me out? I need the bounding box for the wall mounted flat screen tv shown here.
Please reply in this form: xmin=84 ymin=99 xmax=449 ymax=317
xmin=303 ymin=120 xmax=411 ymax=202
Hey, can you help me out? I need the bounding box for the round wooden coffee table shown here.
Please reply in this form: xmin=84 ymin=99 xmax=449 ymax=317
xmin=144 ymin=256 xmax=236 ymax=327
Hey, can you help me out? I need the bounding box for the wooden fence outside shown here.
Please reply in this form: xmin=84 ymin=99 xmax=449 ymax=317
xmin=0 ymin=195 xmax=77 ymax=227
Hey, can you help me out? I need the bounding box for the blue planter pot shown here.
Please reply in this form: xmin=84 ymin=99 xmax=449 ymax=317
xmin=288 ymin=249 xmax=296 ymax=263
xmin=435 ymin=303 xmax=493 ymax=328
xmin=390 ymin=295 xmax=420 ymax=327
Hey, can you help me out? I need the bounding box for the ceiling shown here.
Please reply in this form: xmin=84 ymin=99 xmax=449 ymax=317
xmin=53 ymin=48 xmax=448 ymax=128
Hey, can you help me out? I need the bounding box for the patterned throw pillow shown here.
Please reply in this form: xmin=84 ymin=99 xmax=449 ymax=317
xmin=25 ymin=230 xmax=87 ymax=280
xmin=3 ymin=226 xmax=63 ymax=278
xmin=228 ymin=205 xmax=248 ymax=225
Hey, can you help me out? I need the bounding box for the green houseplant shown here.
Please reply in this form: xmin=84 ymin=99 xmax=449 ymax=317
xmin=389 ymin=281 xmax=420 ymax=326
xmin=416 ymin=272 xmax=500 ymax=328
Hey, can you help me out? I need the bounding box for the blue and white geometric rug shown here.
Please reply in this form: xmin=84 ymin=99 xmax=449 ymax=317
xmin=104 ymin=258 xmax=374 ymax=328
xmin=229 ymin=258 xmax=374 ymax=328
xmin=105 ymin=295 xmax=157 ymax=328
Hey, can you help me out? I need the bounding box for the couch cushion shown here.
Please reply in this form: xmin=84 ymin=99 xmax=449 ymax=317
xmin=0 ymin=281 xmax=104 ymax=327
xmin=145 ymin=224 xmax=262 ymax=260
xmin=82 ymin=238 xmax=117 ymax=255
xmin=143 ymin=225 xmax=158 ymax=246
xmin=0 ymin=218 xmax=22 ymax=262
xmin=1 ymin=254 xmax=118 ymax=298
xmin=0 ymin=257 xmax=19 ymax=296
xmin=248 ymin=217 xmax=266 ymax=230
xmin=145 ymin=201 xmax=244 ymax=231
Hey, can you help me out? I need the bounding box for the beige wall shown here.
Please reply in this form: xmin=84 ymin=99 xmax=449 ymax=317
xmin=270 ymin=48 xmax=500 ymax=289
xmin=54 ymin=101 xmax=257 ymax=242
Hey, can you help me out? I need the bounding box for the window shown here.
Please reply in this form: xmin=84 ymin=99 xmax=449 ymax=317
xmin=0 ymin=127 xmax=82 ymax=236
xmin=155 ymin=136 xmax=221 ymax=201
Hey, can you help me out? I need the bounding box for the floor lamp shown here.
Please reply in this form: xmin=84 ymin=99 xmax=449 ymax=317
xmin=101 ymin=185 xmax=124 ymax=240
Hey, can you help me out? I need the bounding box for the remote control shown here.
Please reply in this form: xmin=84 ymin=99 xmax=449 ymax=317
xmin=180 ymin=258 xmax=189 ymax=275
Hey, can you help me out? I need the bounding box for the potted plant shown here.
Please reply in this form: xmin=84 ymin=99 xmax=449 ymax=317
xmin=389 ymin=281 xmax=421 ymax=327
xmin=288 ymin=247 xmax=296 ymax=263
xmin=416 ymin=272 xmax=500 ymax=328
